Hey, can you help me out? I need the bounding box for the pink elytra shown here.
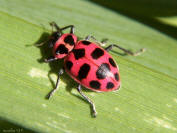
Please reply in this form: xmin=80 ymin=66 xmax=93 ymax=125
xmin=37 ymin=22 xmax=145 ymax=117
xmin=64 ymin=40 xmax=120 ymax=92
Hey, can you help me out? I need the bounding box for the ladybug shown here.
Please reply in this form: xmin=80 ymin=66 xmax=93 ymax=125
xmin=37 ymin=22 xmax=145 ymax=117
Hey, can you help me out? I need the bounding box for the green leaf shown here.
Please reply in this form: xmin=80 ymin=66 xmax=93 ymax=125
xmin=0 ymin=0 xmax=177 ymax=133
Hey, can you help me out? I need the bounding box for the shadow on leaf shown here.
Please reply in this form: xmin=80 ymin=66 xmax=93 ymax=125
xmin=89 ymin=0 xmax=177 ymax=40
xmin=0 ymin=117 xmax=35 ymax=133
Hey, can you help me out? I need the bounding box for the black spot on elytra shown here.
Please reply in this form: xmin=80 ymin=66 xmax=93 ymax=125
xmin=114 ymin=73 xmax=119 ymax=81
xmin=96 ymin=63 xmax=110 ymax=79
xmin=90 ymin=80 xmax=101 ymax=89
xmin=64 ymin=35 xmax=75 ymax=46
xmin=106 ymin=82 xmax=114 ymax=89
xmin=78 ymin=63 xmax=90 ymax=80
xmin=82 ymin=40 xmax=91 ymax=45
xmin=65 ymin=61 xmax=73 ymax=71
xmin=91 ymin=48 xmax=104 ymax=59
xmin=73 ymin=48 xmax=85 ymax=60
xmin=109 ymin=58 xmax=116 ymax=67
xmin=56 ymin=44 xmax=68 ymax=54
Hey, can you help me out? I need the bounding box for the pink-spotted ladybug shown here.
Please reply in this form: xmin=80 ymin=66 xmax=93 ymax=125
xmin=37 ymin=22 xmax=145 ymax=117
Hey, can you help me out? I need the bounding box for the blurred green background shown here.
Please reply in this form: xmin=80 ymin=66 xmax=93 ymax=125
xmin=0 ymin=0 xmax=177 ymax=133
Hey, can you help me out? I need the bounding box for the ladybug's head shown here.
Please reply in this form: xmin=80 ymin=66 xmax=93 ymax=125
xmin=44 ymin=22 xmax=77 ymax=59
xmin=48 ymin=31 xmax=61 ymax=48
xmin=53 ymin=33 xmax=77 ymax=59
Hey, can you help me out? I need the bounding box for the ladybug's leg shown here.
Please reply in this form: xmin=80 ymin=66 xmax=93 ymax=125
xmin=77 ymin=84 xmax=97 ymax=117
xmin=60 ymin=25 xmax=75 ymax=34
xmin=85 ymin=35 xmax=107 ymax=47
xmin=85 ymin=35 xmax=97 ymax=41
xmin=105 ymin=44 xmax=146 ymax=56
xmin=46 ymin=68 xmax=64 ymax=99
xmin=44 ymin=56 xmax=58 ymax=63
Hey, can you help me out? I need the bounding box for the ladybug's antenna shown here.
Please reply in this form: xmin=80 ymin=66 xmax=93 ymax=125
xmin=35 ymin=22 xmax=62 ymax=47
xmin=50 ymin=22 xmax=75 ymax=34
xmin=50 ymin=22 xmax=62 ymax=34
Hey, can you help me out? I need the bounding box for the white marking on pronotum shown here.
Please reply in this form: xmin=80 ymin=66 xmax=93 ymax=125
xmin=28 ymin=67 xmax=48 ymax=78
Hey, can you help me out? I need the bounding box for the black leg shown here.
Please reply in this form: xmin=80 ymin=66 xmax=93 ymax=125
xmin=77 ymin=84 xmax=97 ymax=117
xmin=105 ymin=44 xmax=146 ymax=56
xmin=60 ymin=25 xmax=75 ymax=34
xmin=85 ymin=35 xmax=97 ymax=41
xmin=101 ymin=38 xmax=108 ymax=45
xmin=46 ymin=68 xmax=64 ymax=99
xmin=85 ymin=35 xmax=107 ymax=47
xmin=44 ymin=56 xmax=58 ymax=63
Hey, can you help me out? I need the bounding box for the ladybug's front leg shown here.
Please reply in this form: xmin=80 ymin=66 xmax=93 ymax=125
xmin=77 ymin=84 xmax=97 ymax=117
xmin=46 ymin=68 xmax=64 ymax=99
xmin=60 ymin=25 xmax=75 ymax=34
xmin=105 ymin=44 xmax=146 ymax=56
